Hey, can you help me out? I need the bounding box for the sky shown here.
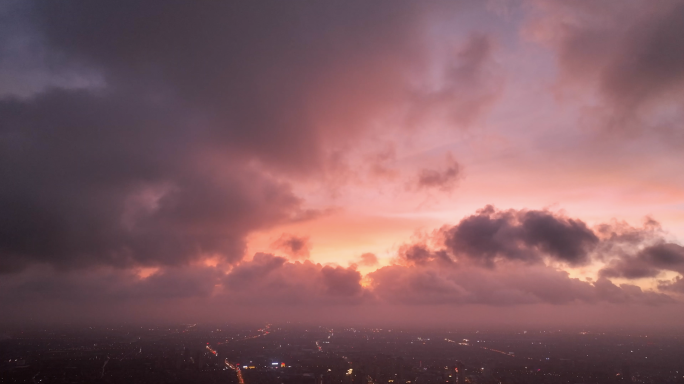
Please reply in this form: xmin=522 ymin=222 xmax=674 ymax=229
xmin=1 ymin=0 xmax=684 ymax=328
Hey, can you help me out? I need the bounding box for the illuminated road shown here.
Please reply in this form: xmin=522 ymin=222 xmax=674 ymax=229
xmin=225 ymin=359 xmax=244 ymax=384
xmin=213 ymin=325 xmax=272 ymax=384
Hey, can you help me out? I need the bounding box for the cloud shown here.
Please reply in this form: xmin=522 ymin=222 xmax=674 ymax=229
xmin=397 ymin=243 xmax=453 ymax=266
xmin=27 ymin=1 xmax=436 ymax=172
xmin=223 ymin=252 xmax=289 ymax=291
xmin=223 ymin=253 xmax=367 ymax=305
xmin=416 ymin=153 xmax=461 ymax=192
xmin=0 ymin=265 xmax=223 ymax=307
xmin=527 ymin=1 xmax=684 ymax=133
xmin=0 ymin=2 xmax=682 ymax=327
xmin=358 ymin=253 xmax=379 ymax=267
xmin=0 ymin=2 xmax=426 ymax=272
xmin=0 ymin=2 xmax=508 ymax=273
xmin=271 ymin=234 xmax=311 ymax=260
xmin=441 ymin=205 xmax=599 ymax=266
xmin=321 ymin=265 xmax=363 ymax=297
xmin=368 ymin=261 xmax=672 ymax=306
xmin=600 ymin=243 xmax=684 ymax=279
xmin=406 ymin=33 xmax=503 ymax=128
xmin=379 ymin=207 xmax=682 ymax=305
xmin=374 ymin=207 xmax=682 ymax=306
xmin=0 ymin=215 xmax=681 ymax=325
xmin=593 ymin=277 xmax=674 ymax=305
xmin=366 ymin=144 xmax=398 ymax=179
xmin=0 ymin=93 xmax=305 ymax=272
xmin=659 ymin=276 xmax=684 ymax=294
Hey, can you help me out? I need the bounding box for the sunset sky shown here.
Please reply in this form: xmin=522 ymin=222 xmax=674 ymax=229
xmin=1 ymin=1 xmax=684 ymax=328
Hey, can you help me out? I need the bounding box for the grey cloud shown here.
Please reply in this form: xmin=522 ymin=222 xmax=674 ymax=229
xmin=0 ymin=1 xmax=508 ymax=274
xmin=599 ymin=243 xmax=684 ymax=279
xmin=321 ymin=266 xmax=363 ymax=297
xmin=368 ymin=262 xmax=672 ymax=306
xmin=0 ymin=1 xmax=437 ymax=272
xmin=29 ymin=1 xmax=434 ymax=172
xmin=398 ymin=244 xmax=453 ymax=266
xmin=659 ymin=276 xmax=684 ymax=293
xmin=0 ymin=265 xmax=222 ymax=306
xmin=223 ymin=253 xmax=367 ymax=305
xmin=532 ymin=1 xmax=684 ymax=132
xmin=0 ymin=91 xmax=304 ymax=272
xmin=0 ymin=254 xmax=369 ymax=322
xmin=441 ymin=205 xmax=599 ymax=266
xmin=224 ymin=252 xmax=288 ymax=290
xmin=600 ymin=4 xmax=684 ymax=116
xmin=0 ymin=242 xmax=678 ymax=325
xmin=593 ymin=277 xmax=674 ymax=305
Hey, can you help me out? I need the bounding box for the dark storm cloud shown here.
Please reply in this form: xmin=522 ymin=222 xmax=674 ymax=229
xmin=600 ymin=243 xmax=684 ymax=279
xmin=0 ymin=90 xmax=303 ymax=271
xmin=441 ymin=206 xmax=599 ymax=266
xmin=0 ymin=1 xmax=509 ymax=273
xmin=0 ymin=1 xmax=465 ymax=272
xmin=28 ymin=1 xmax=434 ymax=172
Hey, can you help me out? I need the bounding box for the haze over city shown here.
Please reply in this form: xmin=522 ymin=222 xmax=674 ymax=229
xmin=1 ymin=0 xmax=684 ymax=331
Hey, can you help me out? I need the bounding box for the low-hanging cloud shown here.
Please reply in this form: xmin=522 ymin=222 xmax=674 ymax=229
xmin=600 ymin=243 xmax=684 ymax=279
xmin=368 ymin=262 xmax=672 ymax=306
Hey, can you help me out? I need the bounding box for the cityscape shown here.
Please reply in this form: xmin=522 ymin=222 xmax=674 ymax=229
xmin=2 ymin=323 xmax=684 ymax=384
xmin=2 ymin=2 xmax=684 ymax=384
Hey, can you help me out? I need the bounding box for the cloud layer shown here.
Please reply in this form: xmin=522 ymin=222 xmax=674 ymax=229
xmin=2 ymin=206 xmax=683 ymax=325
xmin=1 ymin=1 xmax=683 ymax=327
